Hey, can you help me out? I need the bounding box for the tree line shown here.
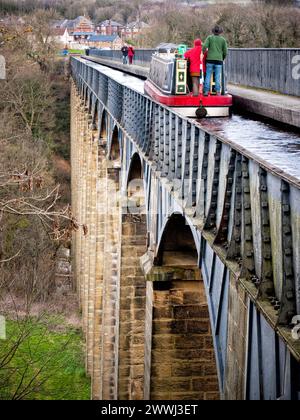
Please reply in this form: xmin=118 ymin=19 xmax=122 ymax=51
xmin=0 ymin=10 xmax=81 ymax=301
xmin=139 ymin=1 xmax=300 ymax=48
xmin=0 ymin=9 xmax=90 ymax=399
xmin=1 ymin=1 xmax=299 ymax=48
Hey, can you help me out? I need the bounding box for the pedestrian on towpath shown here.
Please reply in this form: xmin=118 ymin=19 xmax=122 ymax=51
xmin=121 ymin=44 xmax=128 ymax=64
xmin=202 ymin=25 xmax=228 ymax=96
xmin=128 ymin=46 xmax=135 ymax=65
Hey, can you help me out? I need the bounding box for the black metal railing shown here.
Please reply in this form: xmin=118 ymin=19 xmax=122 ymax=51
xmin=88 ymin=48 xmax=300 ymax=96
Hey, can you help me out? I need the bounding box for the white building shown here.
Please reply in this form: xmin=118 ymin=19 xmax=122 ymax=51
xmin=51 ymin=28 xmax=73 ymax=46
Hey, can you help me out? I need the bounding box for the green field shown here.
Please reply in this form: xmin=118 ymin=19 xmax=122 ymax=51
xmin=68 ymin=49 xmax=84 ymax=55
xmin=0 ymin=317 xmax=90 ymax=400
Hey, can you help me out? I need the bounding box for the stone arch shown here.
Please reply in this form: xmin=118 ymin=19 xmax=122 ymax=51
xmin=92 ymin=99 xmax=99 ymax=128
xmin=99 ymin=110 xmax=107 ymax=142
xmin=84 ymin=86 xmax=88 ymax=108
xmin=109 ymin=125 xmax=121 ymax=164
xmin=157 ymin=213 xmax=198 ymax=267
xmin=126 ymin=153 xmax=146 ymax=215
xmin=80 ymin=82 xmax=85 ymax=100
xmin=88 ymin=91 xmax=93 ymax=114
xmin=145 ymin=213 xmax=220 ymax=400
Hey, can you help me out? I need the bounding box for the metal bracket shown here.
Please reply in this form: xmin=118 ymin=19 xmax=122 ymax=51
xmin=278 ymin=181 xmax=296 ymax=326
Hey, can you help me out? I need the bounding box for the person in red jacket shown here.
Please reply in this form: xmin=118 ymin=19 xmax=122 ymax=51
xmin=128 ymin=46 xmax=135 ymax=65
xmin=184 ymin=39 xmax=206 ymax=96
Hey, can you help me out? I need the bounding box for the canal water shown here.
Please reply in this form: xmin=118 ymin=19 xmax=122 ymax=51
xmin=198 ymin=115 xmax=300 ymax=181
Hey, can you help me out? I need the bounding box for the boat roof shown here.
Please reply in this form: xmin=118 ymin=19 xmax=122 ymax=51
xmin=156 ymin=43 xmax=180 ymax=53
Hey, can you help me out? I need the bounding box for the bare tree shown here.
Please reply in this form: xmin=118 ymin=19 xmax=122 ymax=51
xmin=0 ymin=13 xmax=83 ymax=295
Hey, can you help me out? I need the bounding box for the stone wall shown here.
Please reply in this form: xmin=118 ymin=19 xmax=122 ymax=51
xmin=150 ymin=283 xmax=219 ymax=401
xmin=118 ymin=214 xmax=147 ymax=400
xmin=71 ymin=85 xmax=149 ymax=399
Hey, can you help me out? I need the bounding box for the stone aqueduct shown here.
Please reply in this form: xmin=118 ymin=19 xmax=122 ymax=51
xmin=70 ymin=57 xmax=300 ymax=400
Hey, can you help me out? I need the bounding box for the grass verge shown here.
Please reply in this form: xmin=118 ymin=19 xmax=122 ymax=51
xmin=0 ymin=317 xmax=90 ymax=400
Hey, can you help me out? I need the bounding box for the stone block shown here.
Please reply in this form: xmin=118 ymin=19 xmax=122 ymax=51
xmin=203 ymin=364 xmax=218 ymax=376
xmin=165 ymin=392 xmax=204 ymax=401
xmin=133 ymin=297 xmax=146 ymax=309
xmin=121 ymin=226 xmax=136 ymax=238
xmin=133 ymin=309 xmax=146 ymax=321
xmin=172 ymin=363 xmax=203 ymax=377
xmin=174 ymin=334 xmax=205 ymax=349
xmin=154 ymin=291 xmax=170 ymax=305
xmin=132 ymin=337 xmax=146 ymax=350
xmin=204 ymin=392 xmax=220 ymax=401
xmin=169 ymin=289 xmax=184 ymax=305
xmin=192 ymin=377 xmax=219 ymax=392
xmin=173 ymin=305 xmax=209 ymax=320
xmin=183 ymin=291 xmax=202 ymax=305
xmin=152 ymin=378 xmax=191 ymax=393
xmin=135 ymin=287 xmax=146 ymax=297
xmin=151 ymin=364 xmax=172 ymax=378
xmin=131 ymin=364 xmax=145 ymax=378
xmin=131 ymin=378 xmax=144 ymax=400
xmin=186 ymin=320 xmax=209 ymax=334
xmin=152 ymin=350 xmax=178 ymax=364
xmin=153 ymin=306 xmax=173 ymax=319
xmin=204 ymin=336 xmax=214 ymax=348
xmin=152 ymin=335 xmax=174 ymax=350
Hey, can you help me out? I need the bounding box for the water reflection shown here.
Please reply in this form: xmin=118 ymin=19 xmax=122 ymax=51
xmin=84 ymin=59 xmax=145 ymax=94
xmin=197 ymin=114 xmax=300 ymax=179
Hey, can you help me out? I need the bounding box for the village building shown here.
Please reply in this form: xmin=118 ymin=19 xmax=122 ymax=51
xmin=51 ymin=16 xmax=95 ymax=46
xmin=50 ymin=16 xmax=151 ymax=46
xmin=51 ymin=27 xmax=73 ymax=46
xmin=71 ymin=16 xmax=95 ymax=33
xmin=87 ymin=34 xmax=122 ymax=50
xmin=73 ymin=31 xmax=96 ymax=44
xmin=121 ymin=21 xmax=149 ymax=40
xmin=97 ymin=20 xmax=124 ymax=37
xmin=53 ymin=16 xmax=94 ymax=33
xmin=50 ymin=16 xmax=150 ymax=48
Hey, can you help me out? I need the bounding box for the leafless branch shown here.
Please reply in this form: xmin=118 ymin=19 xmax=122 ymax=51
xmin=0 ymin=249 xmax=22 ymax=264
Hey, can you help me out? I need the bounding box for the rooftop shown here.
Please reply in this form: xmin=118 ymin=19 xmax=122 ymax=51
xmin=88 ymin=35 xmax=120 ymax=42
xmin=52 ymin=28 xmax=67 ymax=36
xmin=99 ymin=20 xmax=124 ymax=28
xmin=52 ymin=16 xmax=94 ymax=30
xmin=73 ymin=32 xmax=96 ymax=36
xmin=126 ymin=21 xmax=149 ymax=29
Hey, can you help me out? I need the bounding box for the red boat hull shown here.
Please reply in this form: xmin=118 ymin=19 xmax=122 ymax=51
xmin=144 ymin=80 xmax=233 ymax=108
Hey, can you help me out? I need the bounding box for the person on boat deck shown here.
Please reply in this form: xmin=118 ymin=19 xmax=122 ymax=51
xmin=184 ymin=39 xmax=206 ymax=97
xmin=202 ymin=25 xmax=228 ymax=96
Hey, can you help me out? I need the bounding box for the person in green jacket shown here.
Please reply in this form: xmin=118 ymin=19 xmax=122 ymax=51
xmin=202 ymin=25 xmax=228 ymax=96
